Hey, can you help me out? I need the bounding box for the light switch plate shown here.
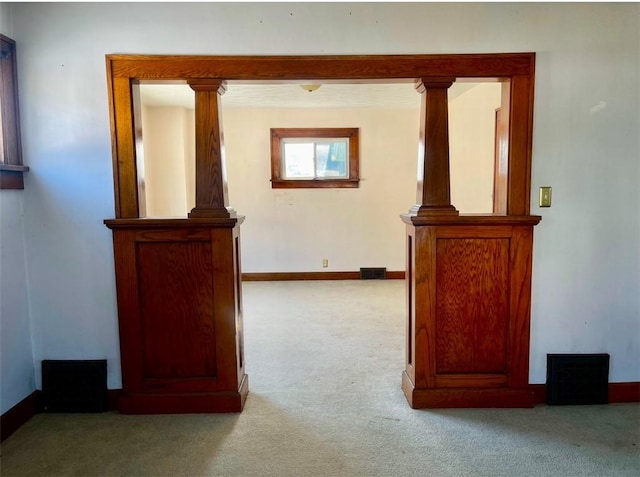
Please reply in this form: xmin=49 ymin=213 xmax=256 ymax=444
xmin=539 ymin=186 xmax=552 ymax=207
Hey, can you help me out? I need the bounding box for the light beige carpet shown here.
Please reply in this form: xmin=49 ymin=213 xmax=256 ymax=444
xmin=1 ymin=280 xmax=638 ymax=476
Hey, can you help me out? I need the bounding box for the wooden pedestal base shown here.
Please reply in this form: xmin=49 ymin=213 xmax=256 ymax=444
xmin=402 ymin=214 xmax=540 ymax=409
xmin=105 ymin=218 xmax=247 ymax=415
xmin=402 ymin=372 xmax=533 ymax=408
xmin=119 ymin=374 xmax=248 ymax=414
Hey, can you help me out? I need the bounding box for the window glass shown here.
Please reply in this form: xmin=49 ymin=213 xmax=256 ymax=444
xmin=283 ymin=142 xmax=314 ymax=178
xmin=282 ymin=139 xmax=348 ymax=180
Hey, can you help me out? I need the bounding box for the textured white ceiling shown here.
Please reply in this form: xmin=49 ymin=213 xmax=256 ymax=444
xmin=139 ymin=82 xmax=478 ymax=110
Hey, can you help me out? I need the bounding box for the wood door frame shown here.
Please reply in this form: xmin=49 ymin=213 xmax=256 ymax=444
xmin=106 ymin=53 xmax=535 ymax=218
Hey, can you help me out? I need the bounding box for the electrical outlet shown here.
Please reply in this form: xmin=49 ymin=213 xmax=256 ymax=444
xmin=539 ymin=186 xmax=552 ymax=207
xmin=322 ymin=259 xmax=328 ymax=268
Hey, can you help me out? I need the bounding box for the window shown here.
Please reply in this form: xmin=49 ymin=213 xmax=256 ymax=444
xmin=270 ymin=128 xmax=359 ymax=188
xmin=0 ymin=35 xmax=28 ymax=190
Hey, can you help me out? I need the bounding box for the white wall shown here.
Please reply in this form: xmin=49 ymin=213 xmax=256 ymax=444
xmin=224 ymin=107 xmax=418 ymax=272
xmin=7 ymin=2 xmax=639 ymax=387
xmin=141 ymin=106 xmax=192 ymax=217
xmin=142 ymin=106 xmax=419 ymax=271
xmin=0 ymin=3 xmax=36 ymax=414
xmin=0 ymin=192 xmax=35 ymax=414
xmin=449 ymin=83 xmax=502 ymax=213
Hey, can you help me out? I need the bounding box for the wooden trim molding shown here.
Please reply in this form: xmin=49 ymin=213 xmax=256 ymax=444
xmin=0 ymin=164 xmax=29 ymax=190
xmin=270 ymin=127 xmax=360 ymax=189
xmin=104 ymin=217 xmax=244 ymax=229
xmin=531 ymin=382 xmax=640 ymax=404
xmin=3 ymin=382 xmax=636 ymax=441
xmin=0 ymin=164 xmax=29 ymax=172
xmin=1 ymin=389 xmax=127 ymax=441
xmin=1 ymin=35 xmax=27 ymax=190
xmin=0 ymin=391 xmax=38 ymax=442
xmin=107 ymin=53 xmax=534 ymax=80
xmin=107 ymin=389 xmax=122 ymax=411
xmin=402 ymin=214 xmax=541 ymax=227
xmin=530 ymin=384 xmax=547 ymax=404
xmin=609 ymin=382 xmax=640 ymax=403
xmin=1 ymin=36 xmax=24 ymax=168
xmin=270 ymin=179 xmax=359 ymax=189
xmin=242 ymin=271 xmax=405 ymax=281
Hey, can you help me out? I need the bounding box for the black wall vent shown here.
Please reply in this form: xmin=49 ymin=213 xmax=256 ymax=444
xmin=546 ymin=354 xmax=609 ymax=405
xmin=360 ymin=267 xmax=387 ymax=280
xmin=42 ymin=360 xmax=108 ymax=412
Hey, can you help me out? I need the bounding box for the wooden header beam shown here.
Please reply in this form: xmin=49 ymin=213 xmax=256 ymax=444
xmin=107 ymin=53 xmax=534 ymax=81
xmin=106 ymin=53 xmax=535 ymax=219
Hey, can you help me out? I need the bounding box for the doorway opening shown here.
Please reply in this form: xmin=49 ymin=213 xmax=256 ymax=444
xmin=135 ymin=80 xmax=503 ymax=278
xmin=105 ymin=53 xmax=536 ymax=413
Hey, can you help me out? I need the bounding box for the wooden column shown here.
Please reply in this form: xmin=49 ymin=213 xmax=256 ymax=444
xmin=409 ymin=78 xmax=458 ymax=217
xmin=188 ymin=80 xmax=235 ymax=219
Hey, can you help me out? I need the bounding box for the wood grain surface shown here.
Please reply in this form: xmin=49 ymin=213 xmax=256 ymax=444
xmin=412 ymin=78 xmax=458 ymax=215
xmin=108 ymin=53 xmax=534 ymax=80
xmin=435 ymin=238 xmax=510 ymax=374
xmin=188 ymin=80 xmax=233 ymax=218
xmin=107 ymin=221 xmax=247 ymax=413
xmin=403 ymin=219 xmax=539 ymax=408
xmin=137 ymin=241 xmax=217 ymax=380
xmin=111 ymin=77 xmax=139 ymax=218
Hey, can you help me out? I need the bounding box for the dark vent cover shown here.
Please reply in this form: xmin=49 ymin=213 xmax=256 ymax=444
xmin=546 ymin=354 xmax=609 ymax=405
xmin=360 ymin=267 xmax=387 ymax=280
xmin=42 ymin=360 xmax=108 ymax=412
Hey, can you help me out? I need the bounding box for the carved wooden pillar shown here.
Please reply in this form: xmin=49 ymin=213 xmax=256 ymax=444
xmin=409 ymin=78 xmax=458 ymax=217
xmin=188 ymin=80 xmax=235 ymax=219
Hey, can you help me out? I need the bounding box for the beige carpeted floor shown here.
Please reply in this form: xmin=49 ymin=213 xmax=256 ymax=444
xmin=1 ymin=280 xmax=639 ymax=476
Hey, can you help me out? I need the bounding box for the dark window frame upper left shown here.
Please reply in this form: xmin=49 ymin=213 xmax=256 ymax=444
xmin=0 ymin=34 xmax=28 ymax=190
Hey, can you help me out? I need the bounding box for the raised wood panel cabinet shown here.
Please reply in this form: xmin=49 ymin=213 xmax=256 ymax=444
xmin=105 ymin=218 xmax=247 ymax=413
xmin=402 ymin=215 xmax=541 ymax=408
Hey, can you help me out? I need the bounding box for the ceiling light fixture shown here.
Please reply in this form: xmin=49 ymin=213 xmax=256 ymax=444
xmin=300 ymin=84 xmax=321 ymax=92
